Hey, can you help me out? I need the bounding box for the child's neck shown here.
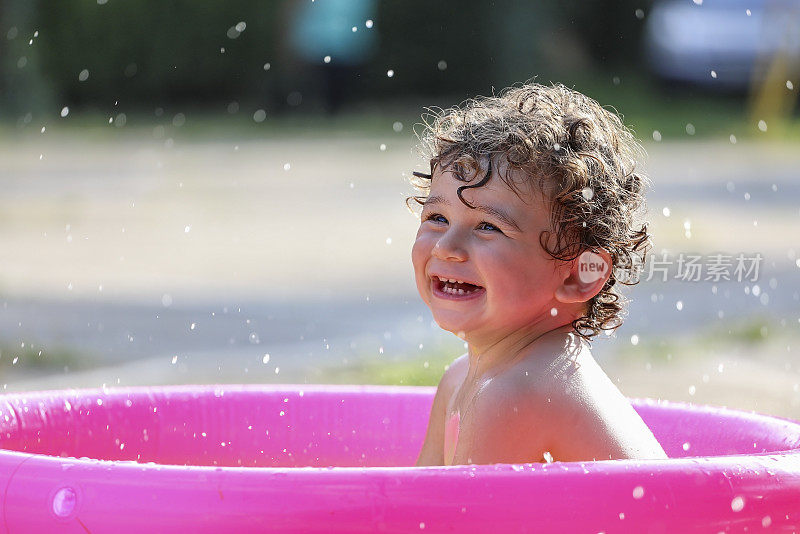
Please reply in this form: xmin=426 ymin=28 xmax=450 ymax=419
xmin=465 ymin=322 xmax=578 ymax=378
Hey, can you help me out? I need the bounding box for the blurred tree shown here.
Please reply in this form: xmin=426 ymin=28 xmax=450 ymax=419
xmin=0 ymin=0 xmax=649 ymax=116
xmin=0 ymin=0 xmax=53 ymax=117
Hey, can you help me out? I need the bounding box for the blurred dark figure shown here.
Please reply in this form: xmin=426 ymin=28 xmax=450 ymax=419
xmin=288 ymin=0 xmax=377 ymax=114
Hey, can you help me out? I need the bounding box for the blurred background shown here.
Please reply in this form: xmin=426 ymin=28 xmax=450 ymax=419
xmin=1 ymin=0 xmax=799 ymax=419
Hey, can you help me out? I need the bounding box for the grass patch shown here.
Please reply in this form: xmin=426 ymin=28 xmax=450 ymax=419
xmin=3 ymin=73 xmax=798 ymax=144
xmin=561 ymin=71 xmax=800 ymax=142
xmin=323 ymin=341 xmax=463 ymax=386
xmin=614 ymin=312 xmax=790 ymax=367
xmin=0 ymin=342 xmax=92 ymax=373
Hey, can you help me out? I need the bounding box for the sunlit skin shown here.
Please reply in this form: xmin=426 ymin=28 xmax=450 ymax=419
xmin=413 ymin=157 xmax=667 ymax=466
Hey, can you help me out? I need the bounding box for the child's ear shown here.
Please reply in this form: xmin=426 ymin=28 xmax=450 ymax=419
xmin=554 ymin=248 xmax=612 ymax=304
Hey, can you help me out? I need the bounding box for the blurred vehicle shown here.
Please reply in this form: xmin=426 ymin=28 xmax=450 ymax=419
xmin=644 ymin=0 xmax=800 ymax=89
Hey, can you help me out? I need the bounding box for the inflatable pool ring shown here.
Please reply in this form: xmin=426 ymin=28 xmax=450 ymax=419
xmin=1 ymin=384 xmax=799 ymax=533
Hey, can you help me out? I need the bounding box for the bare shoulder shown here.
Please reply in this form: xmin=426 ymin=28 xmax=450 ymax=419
xmin=532 ymin=343 xmax=668 ymax=462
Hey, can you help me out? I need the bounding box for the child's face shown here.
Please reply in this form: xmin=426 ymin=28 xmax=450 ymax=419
xmin=412 ymin=161 xmax=569 ymax=342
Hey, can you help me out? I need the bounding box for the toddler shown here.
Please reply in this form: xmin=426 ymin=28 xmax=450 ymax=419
xmin=410 ymin=82 xmax=667 ymax=466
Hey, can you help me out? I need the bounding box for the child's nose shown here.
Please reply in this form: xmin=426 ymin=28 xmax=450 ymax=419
xmin=432 ymin=228 xmax=468 ymax=261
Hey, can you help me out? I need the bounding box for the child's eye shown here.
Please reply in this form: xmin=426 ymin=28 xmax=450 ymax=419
xmin=477 ymin=221 xmax=502 ymax=233
xmin=424 ymin=213 xmax=448 ymax=224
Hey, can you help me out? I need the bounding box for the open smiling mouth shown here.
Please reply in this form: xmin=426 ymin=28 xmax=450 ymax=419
xmin=432 ymin=276 xmax=486 ymax=299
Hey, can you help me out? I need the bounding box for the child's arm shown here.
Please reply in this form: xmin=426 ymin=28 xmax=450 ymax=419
xmin=415 ymin=354 xmax=467 ymax=466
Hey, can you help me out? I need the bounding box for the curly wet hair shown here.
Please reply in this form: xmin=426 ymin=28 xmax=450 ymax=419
xmin=407 ymin=81 xmax=652 ymax=342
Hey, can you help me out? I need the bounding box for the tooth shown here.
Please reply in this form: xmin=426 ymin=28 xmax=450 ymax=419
xmin=457 ymin=289 xmax=464 ymax=295
xmin=448 ymin=278 xmax=456 ymax=283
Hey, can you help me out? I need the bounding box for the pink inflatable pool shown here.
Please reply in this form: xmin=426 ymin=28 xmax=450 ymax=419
xmin=1 ymin=384 xmax=799 ymax=533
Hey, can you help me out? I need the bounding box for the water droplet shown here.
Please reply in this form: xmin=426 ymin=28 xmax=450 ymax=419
xmin=676 ymin=301 xmax=683 ymax=311
xmin=262 ymin=353 xmax=270 ymax=364
xmin=235 ymin=21 xmax=246 ymax=32
xmin=758 ymin=120 xmax=768 ymax=132
xmin=419 ymin=522 xmax=425 ymax=530
xmin=710 ymin=70 xmax=717 ymax=79
xmin=581 ymin=187 xmax=594 ymax=201
xmin=635 ymin=9 xmax=644 ymax=19
xmin=323 ymin=55 xmax=331 ymax=64
xmin=387 ymin=69 xmax=394 ymax=78
xmin=78 ymin=69 xmax=89 ymax=82
xmin=692 ymin=0 xmax=702 ymax=4
xmin=351 ymin=26 xmax=357 ymax=32
xmin=249 ymin=333 xmax=260 ymax=344
xmin=392 ymin=121 xmax=403 ymax=132
xmin=161 ymin=293 xmax=173 ymax=307
xmin=685 ymin=123 xmax=695 ymax=135
xmin=171 ymin=355 xmax=178 ymax=364
xmin=630 ymin=334 xmax=639 ymax=346
xmin=379 ymin=143 xmax=386 ymax=151
xmin=762 ymin=515 xmax=772 ymax=527
xmin=682 ymin=442 xmax=691 ymax=451
xmin=731 ymin=495 xmax=745 ymax=512
xmin=190 ymin=323 xmax=197 ymax=331
xmin=688 ymin=385 xmax=696 ymax=396
xmin=283 ymin=162 xmax=291 ymax=171
xmin=52 ymin=487 xmax=77 ymax=517
xmin=60 ymin=106 xmax=69 ymax=118
xmin=652 ymin=130 xmax=662 ymax=142
xmin=730 ymin=134 xmax=737 ymax=144
xmin=788 ymin=80 xmax=794 ymax=90
xmin=746 ymin=8 xmax=752 ymax=15
xmin=543 ymin=451 xmax=554 ymax=463
xmin=253 ymin=109 xmax=266 ymax=123
xmin=662 ymin=207 xmax=671 ymax=217
xmin=437 ymin=60 xmax=447 ymax=71
xmin=263 ymin=63 xmax=271 ymax=71
xmin=365 ymin=19 xmax=373 ymax=28
xmin=550 ymin=307 xmax=558 ymax=316
xmin=632 ymin=486 xmax=645 ymax=499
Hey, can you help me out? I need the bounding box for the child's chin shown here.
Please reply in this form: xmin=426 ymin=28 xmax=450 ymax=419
xmin=430 ymin=313 xmax=471 ymax=336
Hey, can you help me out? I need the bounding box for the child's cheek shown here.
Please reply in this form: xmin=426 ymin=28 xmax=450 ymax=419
xmin=411 ymin=233 xmax=431 ymax=267
xmin=411 ymin=233 xmax=434 ymax=301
